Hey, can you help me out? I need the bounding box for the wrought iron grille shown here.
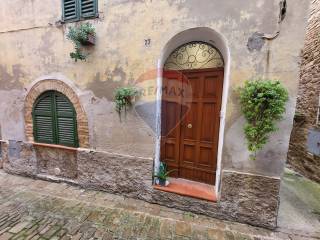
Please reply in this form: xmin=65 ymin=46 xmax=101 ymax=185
xmin=164 ymin=41 xmax=224 ymax=70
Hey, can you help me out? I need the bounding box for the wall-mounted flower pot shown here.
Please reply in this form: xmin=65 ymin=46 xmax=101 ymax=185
xmin=82 ymin=34 xmax=96 ymax=45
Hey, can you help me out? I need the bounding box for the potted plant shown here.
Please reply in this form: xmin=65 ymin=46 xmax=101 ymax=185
xmin=114 ymin=86 xmax=141 ymax=120
xmin=66 ymin=23 xmax=96 ymax=61
xmin=154 ymin=162 xmax=175 ymax=186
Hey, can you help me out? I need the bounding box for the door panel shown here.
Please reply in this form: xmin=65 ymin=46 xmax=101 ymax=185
xmin=161 ymin=71 xmax=183 ymax=177
xmin=200 ymin=103 xmax=216 ymax=142
xmin=183 ymin=102 xmax=198 ymax=140
xmin=161 ymin=68 xmax=224 ymax=185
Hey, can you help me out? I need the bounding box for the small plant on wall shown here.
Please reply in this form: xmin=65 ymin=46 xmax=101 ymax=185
xmin=114 ymin=86 xmax=141 ymax=119
xmin=239 ymin=80 xmax=288 ymax=160
xmin=66 ymin=23 xmax=96 ymax=62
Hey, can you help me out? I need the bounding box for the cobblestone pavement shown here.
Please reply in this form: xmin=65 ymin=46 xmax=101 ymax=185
xmin=0 ymin=171 xmax=318 ymax=240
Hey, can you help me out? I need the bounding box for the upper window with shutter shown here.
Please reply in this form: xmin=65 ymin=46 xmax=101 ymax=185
xmin=33 ymin=91 xmax=79 ymax=148
xmin=62 ymin=0 xmax=98 ymax=22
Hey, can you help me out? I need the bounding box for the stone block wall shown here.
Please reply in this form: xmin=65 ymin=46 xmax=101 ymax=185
xmin=288 ymin=0 xmax=320 ymax=183
xmin=35 ymin=146 xmax=78 ymax=179
xmin=1 ymin=141 xmax=281 ymax=229
xmin=219 ymin=171 xmax=280 ymax=229
xmin=77 ymin=149 xmax=154 ymax=198
xmin=2 ymin=141 xmax=37 ymax=177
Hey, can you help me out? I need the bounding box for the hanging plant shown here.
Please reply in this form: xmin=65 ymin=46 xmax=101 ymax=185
xmin=114 ymin=86 xmax=141 ymax=119
xmin=239 ymin=79 xmax=288 ymax=159
xmin=66 ymin=23 xmax=96 ymax=62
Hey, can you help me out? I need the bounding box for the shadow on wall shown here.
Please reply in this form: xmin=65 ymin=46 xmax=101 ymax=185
xmin=87 ymin=67 xmax=130 ymax=100
xmin=0 ymin=65 xmax=24 ymax=90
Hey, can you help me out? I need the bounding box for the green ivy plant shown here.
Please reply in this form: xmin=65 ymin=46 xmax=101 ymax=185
xmin=239 ymin=80 xmax=288 ymax=159
xmin=66 ymin=23 xmax=96 ymax=62
xmin=114 ymin=86 xmax=141 ymax=119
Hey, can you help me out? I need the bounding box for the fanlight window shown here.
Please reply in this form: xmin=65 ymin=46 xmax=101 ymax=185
xmin=164 ymin=41 xmax=224 ymax=70
xmin=32 ymin=91 xmax=79 ymax=148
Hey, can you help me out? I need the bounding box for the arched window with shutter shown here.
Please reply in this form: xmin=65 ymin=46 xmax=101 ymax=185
xmin=32 ymin=91 xmax=79 ymax=148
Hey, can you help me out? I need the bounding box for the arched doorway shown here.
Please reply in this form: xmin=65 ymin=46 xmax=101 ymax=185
xmin=161 ymin=41 xmax=224 ymax=185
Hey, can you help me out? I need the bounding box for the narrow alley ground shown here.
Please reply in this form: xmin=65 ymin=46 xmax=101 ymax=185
xmin=0 ymin=170 xmax=319 ymax=240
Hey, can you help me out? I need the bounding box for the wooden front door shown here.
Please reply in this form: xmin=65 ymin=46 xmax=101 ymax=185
xmin=161 ymin=68 xmax=224 ymax=185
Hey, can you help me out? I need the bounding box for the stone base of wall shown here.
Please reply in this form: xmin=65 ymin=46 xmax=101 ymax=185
xmin=35 ymin=146 xmax=78 ymax=179
xmin=219 ymin=171 xmax=280 ymax=229
xmin=2 ymin=141 xmax=37 ymax=177
xmin=1 ymin=141 xmax=280 ymax=229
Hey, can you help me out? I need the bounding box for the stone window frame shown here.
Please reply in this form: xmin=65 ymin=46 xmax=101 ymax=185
xmin=25 ymin=79 xmax=89 ymax=148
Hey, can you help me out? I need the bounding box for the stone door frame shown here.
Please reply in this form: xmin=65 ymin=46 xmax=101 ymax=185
xmin=154 ymin=27 xmax=231 ymax=197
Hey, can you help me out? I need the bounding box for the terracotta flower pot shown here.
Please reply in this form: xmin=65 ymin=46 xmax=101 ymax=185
xmin=82 ymin=33 xmax=96 ymax=45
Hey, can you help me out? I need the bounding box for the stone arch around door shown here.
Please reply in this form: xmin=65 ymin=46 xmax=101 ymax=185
xmin=24 ymin=79 xmax=89 ymax=148
xmin=155 ymin=27 xmax=231 ymax=195
xmin=162 ymin=42 xmax=224 ymax=185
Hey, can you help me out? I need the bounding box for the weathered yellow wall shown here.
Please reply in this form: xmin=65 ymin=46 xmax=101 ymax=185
xmin=0 ymin=0 xmax=310 ymax=176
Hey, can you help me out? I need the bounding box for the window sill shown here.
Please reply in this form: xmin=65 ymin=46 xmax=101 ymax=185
xmin=59 ymin=15 xmax=100 ymax=25
xmin=31 ymin=142 xmax=78 ymax=152
xmin=153 ymin=178 xmax=217 ymax=202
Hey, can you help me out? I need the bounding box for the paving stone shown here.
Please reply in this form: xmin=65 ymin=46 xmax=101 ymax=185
xmin=159 ymin=219 xmax=174 ymax=239
xmin=224 ymin=231 xmax=236 ymax=240
xmin=0 ymin=171 xmax=316 ymax=240
xmin=71 ymin=232 xmax=82 ymax=240
xmin=42 ymin=225 xmax=61 ymax=239
xmin=29 ymin=234 xmax=41 ymax=240
xmin=9 ymin=221 xmax=30 ymax=233
xmin=0 ymin=228 xmax=10 ymax=236
xmin=102 ymin=231 xmax=114 ymax=240
xmin=175 ymin=222 xmax=192 ymax=236
xmin=207 ymin=228 xmax=225 ymax=240
xmin=0 ymin=232 xmax=13 ymax=240
xmin=86 ymin=210 xmax=106 ymax=223
xmin=93 ymin=229 xmax=104 ymax=239
xmin=81 ymin=226 xmax=96 ymax=239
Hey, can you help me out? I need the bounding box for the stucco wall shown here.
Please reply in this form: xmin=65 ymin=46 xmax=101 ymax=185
xmin=0 ymin=0 xmax=310 ymax=177
xmin=288 ymin=0 xmax=320 ymax=183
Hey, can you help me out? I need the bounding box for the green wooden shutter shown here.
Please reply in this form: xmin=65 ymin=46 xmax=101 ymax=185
xmin=80 ymin=0 xmax=98 ymax=18
xmin=54 ymin=93 xmax=79 ymax=147
xmin=33 ymin=92 xmax=55 ymax=144
xmin=33 ymin=91 xmax=79 ymax=148
xmin=62 ymin=0 xmax=79 ymax=21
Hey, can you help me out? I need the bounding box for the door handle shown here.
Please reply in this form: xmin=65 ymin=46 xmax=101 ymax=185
xmin=187 ymin=124 xmax=192 ymax=129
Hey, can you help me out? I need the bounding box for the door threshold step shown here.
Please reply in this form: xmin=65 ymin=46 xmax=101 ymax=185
xmin=153 ymin=178 xmax=217 ymax=202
